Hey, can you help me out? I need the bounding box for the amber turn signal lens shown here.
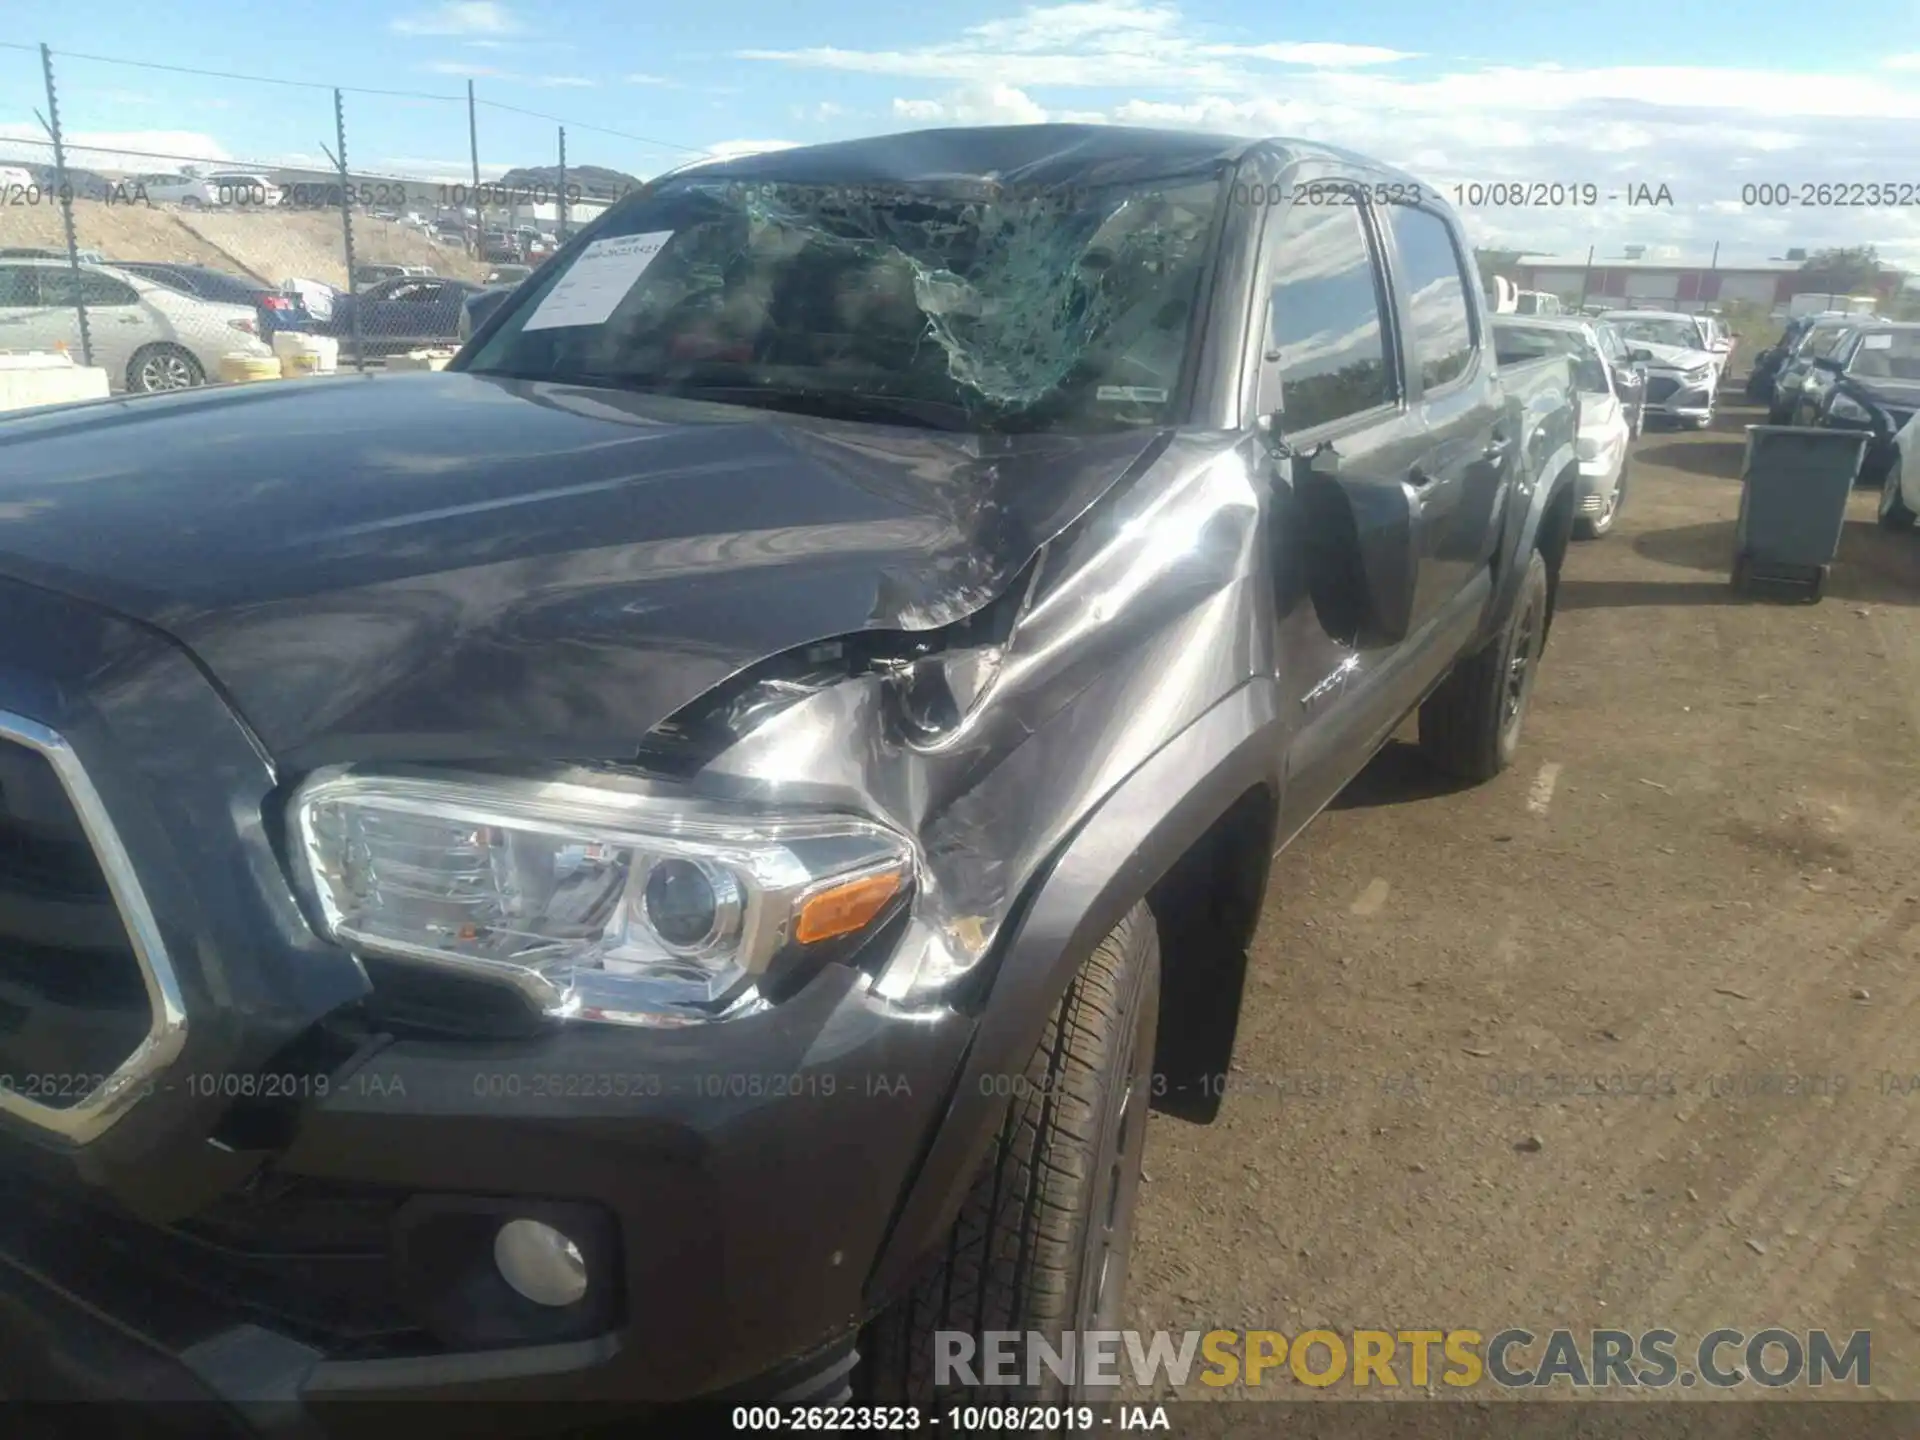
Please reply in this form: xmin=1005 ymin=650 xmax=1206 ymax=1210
xmin=794 ymin=870 xmax=903 ymax=946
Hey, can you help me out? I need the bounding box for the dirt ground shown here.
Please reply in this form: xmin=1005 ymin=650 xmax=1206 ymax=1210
xmin=1126 ymin=401 xmax=1920 ymax=1400
xmin=0 ymin=199 xmax=488 ymax=288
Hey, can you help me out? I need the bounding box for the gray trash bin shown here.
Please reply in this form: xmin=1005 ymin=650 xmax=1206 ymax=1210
xmin=1732 ymin=425 xmax=1870 ymax=602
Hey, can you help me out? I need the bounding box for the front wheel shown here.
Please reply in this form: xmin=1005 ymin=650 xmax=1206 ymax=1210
xmin=1881 ymin=467 xmax=1917 ymax=530
xmin=1418 ymin=548 xmax=1549 ymax=782
xmin=864 ymin=902 xmax=1162 ymax=1404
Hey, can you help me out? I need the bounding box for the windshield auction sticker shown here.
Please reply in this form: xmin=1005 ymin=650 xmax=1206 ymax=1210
xmin=521 ymin=231 xmax=674 ymax=331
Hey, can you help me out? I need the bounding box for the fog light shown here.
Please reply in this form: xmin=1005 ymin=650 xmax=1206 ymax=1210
xmin=494 ymin=1219 xmax=589 ymax=1307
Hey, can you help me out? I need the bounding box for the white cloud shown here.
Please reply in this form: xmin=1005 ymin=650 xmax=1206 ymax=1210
xmin=421 ymin=60 xmax=592 ymax=86
xmin=392 ymin=2 xmax=519 ymax=36
xmin=741 ymin=0 xmax=1413 ymax=89
xmin=0 ymin=125 xmax=233 ymax=171
xmin=1884 ymin=53 xmax=1920 ymax=70
xmin=626 ymin=72 xmax=675 ymax=85
xmin=894 ymin=84 xmax=1049 ymax=125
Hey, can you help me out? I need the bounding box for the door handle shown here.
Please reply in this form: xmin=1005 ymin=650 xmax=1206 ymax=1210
xmin=1482 ymin=433 xmax=1515 ymax=463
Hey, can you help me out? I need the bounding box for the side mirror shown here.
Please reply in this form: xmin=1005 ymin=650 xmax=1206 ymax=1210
xmin=1628 ymin=346 xmax=1654 ymax=363
xmin=1295 ymin=463 xmax=1417 ymax=649
xmin=1812 ymin=356 xmax=1844 ymax=375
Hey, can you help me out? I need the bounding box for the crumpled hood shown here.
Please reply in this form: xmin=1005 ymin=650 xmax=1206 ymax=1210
xmin=1627 ymin=340 xmax=1714 ymax=371
xmin=0 ymin=372 xmax=1160 ymax=766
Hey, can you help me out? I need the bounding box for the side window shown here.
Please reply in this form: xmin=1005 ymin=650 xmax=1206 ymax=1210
xmin=80 ymin=272 xmax=140 ymax=306
xmin=1263 ymin=195 xmax=1394 ymax=432
xmin=1384 ymin=204 xmax=1475 ymax=390
xmin=41 ymin=271 xmax=139 ymax=307
xmin=0 ymin=267 xmax=35 ymax=307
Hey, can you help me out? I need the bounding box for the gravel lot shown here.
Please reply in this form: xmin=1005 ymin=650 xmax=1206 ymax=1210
xmin=1126 ymin=401 xmax=1920 ymax=1401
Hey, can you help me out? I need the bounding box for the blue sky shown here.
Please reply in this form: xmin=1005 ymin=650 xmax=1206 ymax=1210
xmin=5 ymin=0 xmax=1920 ymax=265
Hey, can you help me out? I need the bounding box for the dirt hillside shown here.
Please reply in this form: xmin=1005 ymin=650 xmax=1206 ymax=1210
xmin=0 ymin=200 xmax=487 ymax=288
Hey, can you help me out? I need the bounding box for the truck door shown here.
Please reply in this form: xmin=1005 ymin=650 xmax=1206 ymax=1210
xmin=1250 ymin=182 xmax=1427 ymax=839
xmin=1375 ymin=201 xmax=1508 ymax=625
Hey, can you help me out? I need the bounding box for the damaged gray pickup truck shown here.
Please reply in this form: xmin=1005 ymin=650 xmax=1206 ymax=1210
xmin=0 ymin=124 xmax=1577 ymax=1428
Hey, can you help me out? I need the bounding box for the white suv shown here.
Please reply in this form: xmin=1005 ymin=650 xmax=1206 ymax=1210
xmin=144 ymin=170 xmax=283 ymax=209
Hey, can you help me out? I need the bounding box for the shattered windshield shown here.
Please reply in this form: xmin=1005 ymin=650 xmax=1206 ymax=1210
xmin=461 ymin=174 xmax=1225 ymax=431
xmin=1609 ymin=316 xmax=1701 ymax=352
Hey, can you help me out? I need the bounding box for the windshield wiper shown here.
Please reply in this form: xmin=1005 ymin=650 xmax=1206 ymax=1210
xmin=464 ymin=370 xmax=980 ymax=431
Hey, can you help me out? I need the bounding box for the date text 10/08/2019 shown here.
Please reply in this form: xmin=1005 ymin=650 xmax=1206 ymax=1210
xmin=729 ymin=1405 xmax=1171 ymax=1431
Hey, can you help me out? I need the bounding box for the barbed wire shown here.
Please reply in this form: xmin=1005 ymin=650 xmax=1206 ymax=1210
xmin=0 ymin=40 xmax=710 ymax=160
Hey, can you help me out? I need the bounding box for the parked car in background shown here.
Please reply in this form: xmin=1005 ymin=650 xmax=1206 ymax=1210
xmin=321 ymin=273 xmax=484 ymax=358
xmin=1747 ymin=313 xmax=1828 ymax=403
xmin=0 ymin=124 xmax=1581 ymax=1421
xmin=1598 ymin=310 xmax=1720 ymax=428
xmin=481 ymin=229 xmax=526 ymax=264
xmin=1798 ymin=322 xmax=1920 ymax=486
xmin=1789 ymin=291 xmax=1876 ymax=319
xmin=0 ymin=246 xmax=107 ymax=264
xmin=1696 ymin=312 xmax=1736 ymax=369
xmin=485 ymin=264 xmax=535 ymax=286
xmin=143 ymin=170 xmax=283 ymax=209
xmin=1513 ymin=289 xmax=1563 ymax=316
xmin=1493 ymin=314 xmax=1638 ymax=537
xmin=1877 ymin=408 xmax=1920 ymax=531
xmin=350 ymin=263 xmax=435 ymax=291
xmin=1768 ymin=315 xmax=1863 ymax=423
xmin=457 ymin=283 xmax=515 ymax=343
xmin=1591 ymin=319 xmax=1647 ymax=437
xmin=0 ymin=256 xmax=272 ymax=391
xmin=112 ymin=261 xmax=313 ymax=341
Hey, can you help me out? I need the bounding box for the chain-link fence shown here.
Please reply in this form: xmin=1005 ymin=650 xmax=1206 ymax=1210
xmin=0 ymin=41 xmax=675 ymax=394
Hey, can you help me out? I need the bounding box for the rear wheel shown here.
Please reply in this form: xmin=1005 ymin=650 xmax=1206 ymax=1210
xmin=126 ymin=343 xmax=205 ymax=393
xmin=865 ymin=903 xmax=1161 ymax=1404
xmin=1418 ymin=549 xmax=1549 ymax=782
xmin=1880 ymin=466 xmax=1916 ymax=530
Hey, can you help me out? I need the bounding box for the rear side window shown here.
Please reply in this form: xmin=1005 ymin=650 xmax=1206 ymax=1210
xmin=188 ymin=270 xmax=260 ymax=304
xmin=1384 ymin=205 xmax=1475 ymax=390
xmin=1264 ymin=196 xmax=1394 ymax=432
xmin=40 ymin=270 xmax=140 ymax=306
xmin=0 ymin=267 xmax=37 ymax=307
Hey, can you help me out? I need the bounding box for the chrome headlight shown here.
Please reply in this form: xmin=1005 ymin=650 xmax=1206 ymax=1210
xmin=1828 ymin=393 xmax=1871 ymax=423
xmin=1683 ymin=366 xmax=1711 ymax=386
xmin=292 ymin=768 xmax=913 ymax=1027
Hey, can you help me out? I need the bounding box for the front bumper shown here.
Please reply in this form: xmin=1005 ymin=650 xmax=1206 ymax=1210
xmin=1642 ymin=375 xmax=1714 ymax=423
xmin=0 ymin=575 xmax=974 ymax=1427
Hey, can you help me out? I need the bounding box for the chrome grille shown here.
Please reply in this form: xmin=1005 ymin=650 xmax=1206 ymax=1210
xmin=0 ymin=713 xmax=187 ymax=1143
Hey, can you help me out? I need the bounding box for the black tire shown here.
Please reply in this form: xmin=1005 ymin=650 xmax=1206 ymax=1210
xmin=125 ymin=343 xmax=205 ymax=393
xmin=1880 ymin=467 xmax=1916 ymax=530
xmin=1418 ymin=548 xmax=1548 ymax=783
xmin=865 ymin=902 xmax=1162 ymax=1405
